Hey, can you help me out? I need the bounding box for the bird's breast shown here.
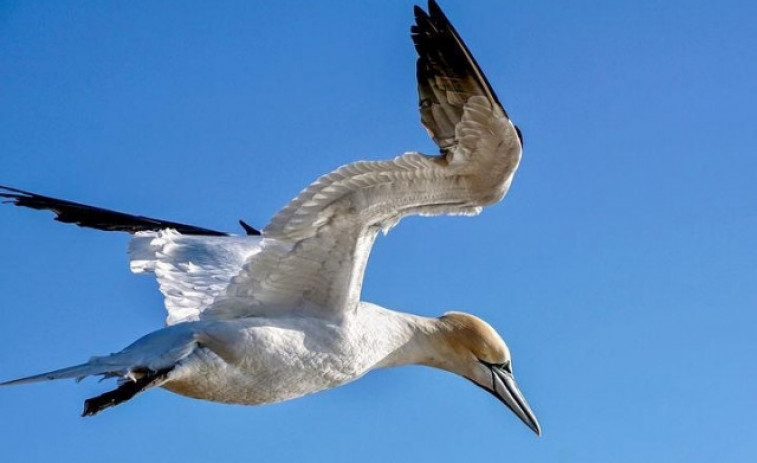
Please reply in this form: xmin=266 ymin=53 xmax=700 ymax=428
xmin=161 ymin=318 xmax=372 ymax=405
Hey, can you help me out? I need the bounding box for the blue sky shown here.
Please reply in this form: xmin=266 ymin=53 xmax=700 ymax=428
xmin=1 ymin=0 xmax=755 ymax=461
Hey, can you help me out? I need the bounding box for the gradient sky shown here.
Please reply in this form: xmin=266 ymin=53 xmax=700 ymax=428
xmin=1 ymin=1 xmax=755 ymax=461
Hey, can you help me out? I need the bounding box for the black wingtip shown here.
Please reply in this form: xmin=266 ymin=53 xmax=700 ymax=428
xmin=413 ymin=0 xmax=505 ymax=115
xmin=427 ymin=0 xmax=443 ymax=17
xmin=238 ymin=219 xmax=261 ymax=236
xmin=1 ymin=184 xmax=231 ymax=236
xmin=0 ymin=184 xmax=32 ymax=196
xmin=425 ymin=0 xmax=451 ymax=31
xmin=412 ymin=5 xmax=431 ymax=36
xmin=0 ymin=185 xmax=36 ymax=205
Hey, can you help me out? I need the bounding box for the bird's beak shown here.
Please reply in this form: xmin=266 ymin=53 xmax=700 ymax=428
xmin=487 ymin=366 xmax=541 ymax=436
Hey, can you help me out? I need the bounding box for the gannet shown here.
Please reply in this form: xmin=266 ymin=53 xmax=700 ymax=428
xmin=0 ymin=1 xmax=540 ymax=435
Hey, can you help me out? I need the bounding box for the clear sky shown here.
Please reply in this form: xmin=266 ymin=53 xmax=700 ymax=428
xmin=1 ymin=1 xmax=755 ymax=461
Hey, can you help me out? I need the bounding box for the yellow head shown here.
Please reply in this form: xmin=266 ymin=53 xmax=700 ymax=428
xmin=432 ymin=312 xmax=540 ymax=435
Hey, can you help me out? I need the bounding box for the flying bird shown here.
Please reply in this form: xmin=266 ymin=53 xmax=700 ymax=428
xmin=1 ymin=1 xmax=540 ymax=435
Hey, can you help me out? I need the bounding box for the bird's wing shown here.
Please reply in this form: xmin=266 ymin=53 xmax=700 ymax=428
xmin=0 ymin=185 xmax=260 ymax=236
xmin=202 ymin=0 xmax=522 ymax=322
xmin=1 ymin=185 xmax=264 ymax=324
xmin=129 ymin=230 xmax=262 ymax=325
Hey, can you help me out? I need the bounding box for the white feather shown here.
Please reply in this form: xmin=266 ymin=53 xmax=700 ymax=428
xmin=128 ymin=230 xmax=261 ymax=325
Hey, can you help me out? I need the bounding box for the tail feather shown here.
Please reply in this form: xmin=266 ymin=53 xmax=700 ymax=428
xmin=0 ymin=362 xmax=126 ymax=386
xmin=1 ymin=325 xmax=198 ymax=414
xmin=1 ymin=359 xmax=175 ymax=417
xmin=2 ymin=324 xmax=198 ymax=387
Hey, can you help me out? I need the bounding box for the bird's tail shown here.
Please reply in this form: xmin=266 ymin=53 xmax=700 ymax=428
xmin=0 ymin=361 xmax=117 ymax=386
xmin=0 ymin=354 xmax=162 ymax=416
xmin=1 ymin=324 xmax=198 ymax=416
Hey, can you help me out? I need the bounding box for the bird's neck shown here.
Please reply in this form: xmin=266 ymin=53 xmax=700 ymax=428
xmin=360 ymin=303 xmax=459 ymax=372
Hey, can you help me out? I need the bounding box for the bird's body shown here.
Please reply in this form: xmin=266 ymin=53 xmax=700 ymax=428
xmin=1 ymin=1 xmax=541 ymax=435
xmin=137 ymin=304 xmax=423 ymax=406
xmin=165 ymin=317 xmax=359 ymax=406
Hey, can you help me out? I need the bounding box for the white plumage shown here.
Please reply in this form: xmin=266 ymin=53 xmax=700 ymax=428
xmin=0 ymin=1 xmax=540 ymax=435
xmin=129 ymin=230 xmax=262 ymax=325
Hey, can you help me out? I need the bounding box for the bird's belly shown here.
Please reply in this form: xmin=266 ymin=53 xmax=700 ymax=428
xmin=161 ymin=345 xmax=359 ymax=406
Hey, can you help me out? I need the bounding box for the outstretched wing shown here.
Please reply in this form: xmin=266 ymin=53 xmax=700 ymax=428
xmin=204 ymin=0 xmax=522 ymax=321
xmin=0 ymin=185 xmax=260 ymax=236
xmin=1 ymin=185 xmax=263 ymax=324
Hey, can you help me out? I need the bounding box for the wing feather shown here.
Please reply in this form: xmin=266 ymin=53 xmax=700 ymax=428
xmin=202 ymin=1 xmax=522 ymax=321
xmin=0 ymin=185 xmax=260 ymax=236
xmin=129 ymin=230 xmax=261 ymax=325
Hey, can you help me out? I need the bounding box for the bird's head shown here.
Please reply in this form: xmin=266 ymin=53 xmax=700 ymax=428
xmin=432 ymin=311 xmax=541 ymax=435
